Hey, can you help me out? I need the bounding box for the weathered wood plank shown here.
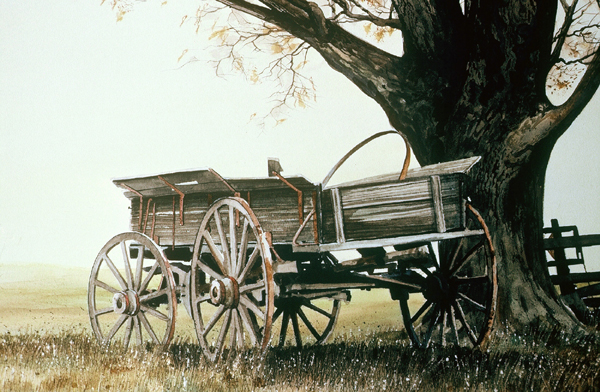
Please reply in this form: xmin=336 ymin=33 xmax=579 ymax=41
xmin=327 ymin=156 xmax=479 ymax=189
xmin=115 ymin=168 xmax=316 ymax=198
xmin=551 ymin=272 xmax=600 ymax=285
xmin=577 ymin=283 xmax=600 ymax=298
xmin=335 ymin=174 xmax=462 ymax=242
xmin=544 ymin=234 xmax=600 ymax=250
xmin=128 ymin=188 xmax=315 ymax=247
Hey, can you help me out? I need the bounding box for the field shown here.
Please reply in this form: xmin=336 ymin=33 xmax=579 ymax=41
xmin=1 ymin=263 xmax=600 ymax=391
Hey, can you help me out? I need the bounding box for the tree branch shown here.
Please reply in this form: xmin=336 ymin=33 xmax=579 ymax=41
xmin=506 ymin=47 xmax=600 ymax=160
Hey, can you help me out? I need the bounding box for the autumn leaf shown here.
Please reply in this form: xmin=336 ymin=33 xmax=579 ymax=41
xmin=209 ymin=27 xmax=228 ymax=41
xmin=177 ymin=49 xmax=188 ymax=63
xmin=271 ymin=43 xmax=283 ymax=54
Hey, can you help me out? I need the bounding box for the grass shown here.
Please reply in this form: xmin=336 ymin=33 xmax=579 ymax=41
xmin=1 ymin=263 xmax=600 ymax=391
xmin=1 ymin=328 xmax=600 ymax=391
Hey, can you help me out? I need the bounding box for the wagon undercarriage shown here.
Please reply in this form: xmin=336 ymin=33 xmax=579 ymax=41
xmin=87 ymin=131 xmax=498 ymax=361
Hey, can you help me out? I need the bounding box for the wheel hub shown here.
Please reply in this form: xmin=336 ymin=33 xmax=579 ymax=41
xmin=112 ymin=290 xmax=140 ymax=316
xmin=209 ymin=277 xmax=239 ymax=308
xmin=423 ymin=273 xmax=454 ymax=305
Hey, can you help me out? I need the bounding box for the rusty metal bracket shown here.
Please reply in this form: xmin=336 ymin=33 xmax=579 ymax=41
xmin=208 ymin=168 xmax=237 ymax=194
xmin=142 ymin=198 xmax=153 ymax=235
xmin=292 ymin=209 xmax=316 ymax=248
xmin=158 ymin=175 xmax=185 ymax=226
xmin=272 ymin=171 xmax=303 ymax=223
xmin=119 ymin=183 xmax=144 ymax=231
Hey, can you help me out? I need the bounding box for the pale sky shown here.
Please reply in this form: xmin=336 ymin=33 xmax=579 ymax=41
xmin=1 ymin=1 xmax=599 ymax=270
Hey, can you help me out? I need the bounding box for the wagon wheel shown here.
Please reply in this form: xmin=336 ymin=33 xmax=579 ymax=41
xmin=398 ymin=204 xmax=497 ymax=348
xmin=273 ymin=296 xmax=341 ymax=348
xmin=88 ymin=232 xmax=177 ymax=349
xmin=190 ymin=197 xmax=275 ymax=362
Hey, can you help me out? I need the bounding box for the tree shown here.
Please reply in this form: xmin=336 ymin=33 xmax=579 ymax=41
xmin=107 ymin=0 xmax=600 ymax=334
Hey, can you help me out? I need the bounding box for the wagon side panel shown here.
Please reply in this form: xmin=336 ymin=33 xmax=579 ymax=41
xmin=246 ymin=188 xmax=317 ymax=244
xmin=321 ymin=174 xmax=465 ymax=244
xmin=128 ymin=192 xmax=231 ymax=247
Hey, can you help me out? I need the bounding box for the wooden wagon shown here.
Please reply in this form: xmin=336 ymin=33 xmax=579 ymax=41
xmin=88 ymin=131 xmax=498 ymax=361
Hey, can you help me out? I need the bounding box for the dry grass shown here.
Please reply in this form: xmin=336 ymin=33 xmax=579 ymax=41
xmin=2 ymin=263 xmax=600 ymax=391
xmin=1 ymin=328 xmax=600 ymax=391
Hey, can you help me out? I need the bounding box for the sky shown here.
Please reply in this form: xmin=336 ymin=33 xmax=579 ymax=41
xmin=1 ymin=1 xmax=600 ymax=270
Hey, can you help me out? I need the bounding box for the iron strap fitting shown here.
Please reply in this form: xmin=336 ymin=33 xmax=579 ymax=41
xmin=158 ymin=175 xmax=185 ymax=226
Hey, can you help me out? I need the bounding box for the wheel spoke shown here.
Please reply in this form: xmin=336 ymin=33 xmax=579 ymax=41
xmin=202 ymin=233 xmax=228 ymax=277
xmin=303 ymin=301 xmax=334 ymax=319
xmin=140 ymin=305 xmax=169 ymax=322
xmin=204 ymin=305 xmax=226 ymax=337
xmin=103 ymin=254 xmax=128 ymax=290
xmin=278 ymin=311 xmax=290 ymax=346
xmin=196 ymin=256 xmax=225 ymax=281
xmin=214 ymin=309 xmax=232 ymax=358
xmin=138 ymin=311 xmax=160 ymax=344
xmin=411 ymin=300 xmax=432 ymax=324
xmin=238 ymin=304 xmax=259 ymax=345
xmin=453 ymin=300 xmax=478 ymax=345
xmin=291 ymin=311 xmax=303 ymax=348
xmin=134 ymin=315 xmax=143 ymax=345
xmin=239 ymin=280 xmax=265 ymax=294
xmin=239 ymin=295 xmax=265 ymax=321
xmin=446 ymin=239 xmax=465 ymax=273
xmin=213 ymin=209 xmax=231 ymax=274
xmin=238 ymin=247 xmax=260 ymax=283
xmin=272 ymin=307 xmax=284 ymax=323
xmin=139 ymin=261 xmax=159 ymax=293
xmin=229 ymin=205 xmax=238 ymax=274
xmin=235 ymin=309 xmax=245 ymax=349
xmin=422 ymin=304 xmax=441 ymax=348
xmin=121 ymin=241 xmax=134 ymax=290
xmin=440 ymin=308 xmax=447 ymax=346
xmin=449 ymin=306 xmax=460 ymax=345
xmin=298 ymin=307 xmax=322 ymax=341
xmin=135 ymin=246 xmax=144 ymax=291
xmin=229 ymin=311 xmax=237 ymax=350
xmin=105 ymin=314 xmax=128 ymax=345
xmin=236 ymin=218 xmax=250 ymax=277
xmin=123 ymin=317 xmax=134 ymax=349
xmin=458 ymin=292 xmax=487 ymax=312
xmin=139 ymin=287 xmax=170 ymax=303
xmin=456 ymin=275 xmax=489 ymax=286
xmin=94 ymin=279 xmax=119 ymax=294
xmin=94 ymin=306 xmax=114 ymax=317
xmin=450 ymin=239 xmax=485 ymax=277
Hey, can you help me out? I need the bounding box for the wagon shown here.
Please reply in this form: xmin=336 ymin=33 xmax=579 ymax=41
xmin=88 ymin=130 xmax=498 ymax=361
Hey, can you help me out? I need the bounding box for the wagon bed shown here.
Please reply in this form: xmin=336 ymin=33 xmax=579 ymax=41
xmin=114 ymin=156 xmax=481 ymax=253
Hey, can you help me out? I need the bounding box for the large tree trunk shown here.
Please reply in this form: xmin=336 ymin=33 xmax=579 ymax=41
xmin=467 ymin=137 xmax=580 ymax=332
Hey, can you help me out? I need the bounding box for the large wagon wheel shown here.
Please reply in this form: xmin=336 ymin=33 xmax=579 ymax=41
xmin=88 ymin=232 xmax=177 ymax=349
xmin=190 ymin=197 xmax=275 ymax=362
xmin=273 ymin=296 xmax=342 ymax=348
xmin=398 ymin=204 xmax=497 ymax=348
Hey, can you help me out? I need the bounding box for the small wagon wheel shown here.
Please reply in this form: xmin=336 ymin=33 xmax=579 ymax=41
xmin=88 ymin=232 xmax=177 ymax=349
xmin=398 ymin=204 xmax=497 ymax=348
xmin=273 ymin=296 xmax=342 ymax=348
xmin=190 ymin=197 xmax=275 ymax=362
